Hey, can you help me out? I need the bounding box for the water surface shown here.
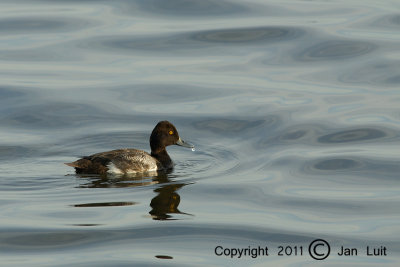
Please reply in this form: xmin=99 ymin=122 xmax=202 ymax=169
xmin=0 ymin=0 xmax=399 ymax=266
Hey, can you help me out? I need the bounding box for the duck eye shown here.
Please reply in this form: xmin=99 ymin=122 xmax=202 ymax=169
xmin=169 ymin=130 xmax=174 ymax=135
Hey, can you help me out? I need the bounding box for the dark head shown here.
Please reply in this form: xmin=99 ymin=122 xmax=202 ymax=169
xmin=150 ymin=121 xmax=194 ymax=154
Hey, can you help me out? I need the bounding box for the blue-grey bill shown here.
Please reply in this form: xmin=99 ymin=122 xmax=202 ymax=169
xmin=176 ymin=137 xmax=194 ymax=149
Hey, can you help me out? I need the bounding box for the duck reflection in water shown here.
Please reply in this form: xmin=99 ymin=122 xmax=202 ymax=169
xmin=149 ymin=175 xmax=189 ymax=220
xmin=74 ymin=172 xmax=192 ymax=220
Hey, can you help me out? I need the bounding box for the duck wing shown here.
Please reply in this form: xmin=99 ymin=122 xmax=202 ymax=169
xmin=65 ymin=149 xmax=160 ymax=174
xmin=106 ymin=149 xmax=161 ymax=174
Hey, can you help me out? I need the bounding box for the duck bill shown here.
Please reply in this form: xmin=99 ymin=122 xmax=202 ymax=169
xmin=176 ymin=137 xmax=194 ymax=149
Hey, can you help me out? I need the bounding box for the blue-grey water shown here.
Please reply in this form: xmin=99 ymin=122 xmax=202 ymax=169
xmin=1 ymin=0 xmax=399 ymax=266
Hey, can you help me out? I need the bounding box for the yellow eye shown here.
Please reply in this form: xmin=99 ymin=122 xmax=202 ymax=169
xmin=169 ymin=130 xmax=174 ymax=135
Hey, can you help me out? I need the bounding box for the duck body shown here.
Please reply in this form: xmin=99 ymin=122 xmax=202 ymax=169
xmin=65 ymin=121 xmax=194 ymax=175
xmin=66 ymin=148 xmax=163 ymax=175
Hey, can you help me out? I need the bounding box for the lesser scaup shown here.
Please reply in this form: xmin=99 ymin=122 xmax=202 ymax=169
xmin=65 ymin=121 xmax=194 ymax=175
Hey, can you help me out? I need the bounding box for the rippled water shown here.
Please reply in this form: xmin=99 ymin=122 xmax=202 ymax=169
xmin=1 ymin=0 xmax=399 ymax=266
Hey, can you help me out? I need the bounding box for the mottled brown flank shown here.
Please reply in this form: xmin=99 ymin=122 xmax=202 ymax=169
xmin=66 ymin=149 xmax=161 ymax=174
xmin=65 ymin=121 xmax=183 ymax=175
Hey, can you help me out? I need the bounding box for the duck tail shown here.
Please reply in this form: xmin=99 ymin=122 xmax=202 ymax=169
xmin=65 ymin=161 xmax=80 ymax=167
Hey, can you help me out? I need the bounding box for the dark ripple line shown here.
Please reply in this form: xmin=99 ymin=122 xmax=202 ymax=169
xmin=272 ymin=125 xmax=396 ymax=146
xmin=338 ymin=60 xmax=400 ymax=86
xmin=191 ymin=27 xmax=303 ymax=44
xmin=318 ymin=128 xmax=387 ymax=143
xmin=73 ymin=202 xmax=137 ymax=207
xmin=294 ymin=40 xmax=377 ymax=61
xmin=83 ymin=26 xmax=305 ymax=54
xmin=267 ymin=154 xmax=400 ymax=180
xmin=313 ymin=158 xmax=362 ymax=171
xmin=0 ymin=17 xmax=93 ymax=34
xmin=304 ymin=156 xmax=400 ymax=179
xmin=370 ymin=14 xmax=400 ymax=28
xmin=134 ymin=0 xmax=249 ymax=16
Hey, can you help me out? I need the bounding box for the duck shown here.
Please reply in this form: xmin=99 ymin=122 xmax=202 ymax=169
xmin=65 ymin=121 xmax=194 ymax=175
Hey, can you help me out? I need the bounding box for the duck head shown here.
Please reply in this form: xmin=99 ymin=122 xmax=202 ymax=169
xmin=150 ymin=121 xmax=194 ymax=154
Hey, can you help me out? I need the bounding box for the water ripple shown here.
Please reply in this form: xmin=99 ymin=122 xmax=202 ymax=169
xmin=312 ymin=158 xmax=363 ymax=171
xmin=338 ymin=60 xmax=400 ymax=86
xmin=1 ymin=102 xmax=110 ymax=129
xmin=193 ymin=118 xmax=265 ymax=135
xmin=318 ymin=128 xmax=387 ymax=143
xmin=134 ymin=0 xmax=249 ymax=16
xmin=115 ymin=84 xmax=237 ymax=103
xmin=192 ymin=27 xmax=303 ymax=44
xmin=303 ymin=156 xmax=400 ymax=180
xmin=1 ymin=231 xmax=102 ymax=249
xmin=273 ymin=125 xmax=397 ymax=146
xmin=370 ymin=14 xmax=400 ymax=28
xmin=83 ymin=26 xmax=304 ymax=54
xmin=0 ymin=17 xmax=91 ymax=34
xmin=73 ymin=202 xmax=137 ymax=207
xmin=295 ymin=40 xmax=376 ymax=61
xmin=1 ymin=1 xmax=400 ymax=265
